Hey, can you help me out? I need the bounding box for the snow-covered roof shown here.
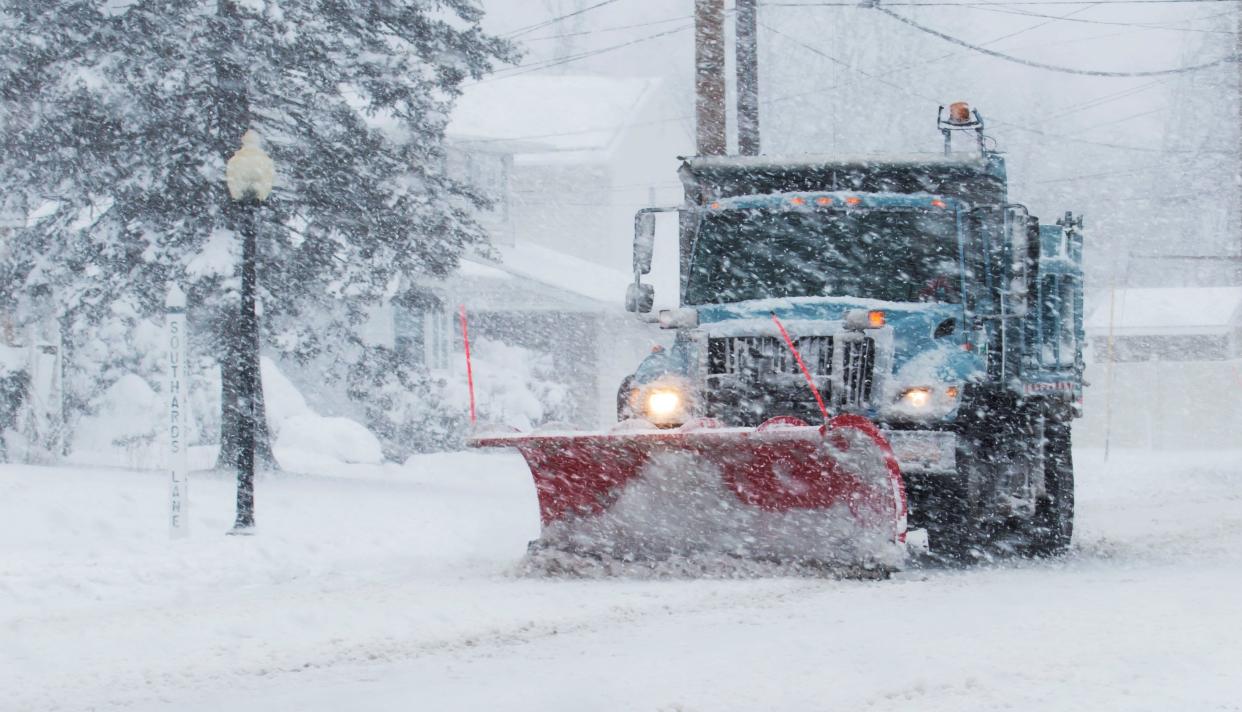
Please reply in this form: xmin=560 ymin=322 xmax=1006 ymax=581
xmin=455 ymin=242 xmax=631 ymax=312
xmin=448 ymin=75 xmax=661 ymax=165
xmin=1085 ymin=287 xmax=1242 ymax=336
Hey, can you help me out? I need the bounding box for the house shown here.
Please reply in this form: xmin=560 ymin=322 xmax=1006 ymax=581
xmin=1077 ymin=287 xmax=1242 ymax=450
xmin=289 ymin=74 xmax=690 ymax=440
xmin=375 ymin=74 xmax=694 ymax=431
xmin=394 ymin=246 xmax=663 ymax=429
xmin=448 ymin=74 xmax=692 ymax=271
xmin=1084 ymin=286 xmax=1242 ymax=361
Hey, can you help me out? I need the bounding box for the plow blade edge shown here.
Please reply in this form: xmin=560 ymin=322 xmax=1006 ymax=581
xmin=470 ymin=415 xmax=908 ymax=570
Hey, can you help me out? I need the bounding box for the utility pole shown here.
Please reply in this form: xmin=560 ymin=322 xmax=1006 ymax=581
xmin=1237 ymin=1 xmax=1242 ymax=282
xmin=695 ymin=0 xmax=727 ymax=156
xmin=736 ymin=0 xmax=760 ymax=156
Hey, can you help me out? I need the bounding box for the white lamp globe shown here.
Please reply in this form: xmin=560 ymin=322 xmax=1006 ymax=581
xmin=225 ymin=130 xmax=275 ymax=202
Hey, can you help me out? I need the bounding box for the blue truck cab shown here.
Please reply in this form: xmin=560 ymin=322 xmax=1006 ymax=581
xmin=620 ymin=106 xmax=1084 ymax=558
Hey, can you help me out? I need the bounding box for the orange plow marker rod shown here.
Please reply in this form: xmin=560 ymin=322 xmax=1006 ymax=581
xmin=771 ymin=312 xmax=829 ymax=423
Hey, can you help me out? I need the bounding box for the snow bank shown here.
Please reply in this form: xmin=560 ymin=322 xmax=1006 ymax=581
xmin=275 ymin=413 xmax=384 ymax=465
xmin=264 ymin=356 xmax=383 ymax=465
xmin=70 ymin=373 xmax=163 ymax=468
xmin=68 ymin=358 xmax=385 ymax=468
xmin=260 ymin=356 xmax=310 ymax=429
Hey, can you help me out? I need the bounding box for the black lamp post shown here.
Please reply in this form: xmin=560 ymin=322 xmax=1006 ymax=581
xmin=225 ymin=130 xmax=274 ymax=534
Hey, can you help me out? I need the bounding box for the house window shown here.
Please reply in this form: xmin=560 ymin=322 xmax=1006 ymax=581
xmin=424 ymin=307 xmax=453 ymax=373
xmin=394 ymin=305 xmax=454 ymax=372
xmin=394 ymin=308 xmax=425 ymax=366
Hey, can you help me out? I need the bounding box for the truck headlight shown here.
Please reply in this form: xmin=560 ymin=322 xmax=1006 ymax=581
xmin=889 ymin=384 xmax=962 ymax=419
xmin=634 ymin=380 xmax=693 ymax=426
xmin=646 ymin=389 xmax=683 ymax=418
xmin=900 ymin=387 xmax=932 ymax=409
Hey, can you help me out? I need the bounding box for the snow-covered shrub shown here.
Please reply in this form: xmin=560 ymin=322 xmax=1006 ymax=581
xmin=345 ymin=346 xmax=467 ymax=460
xmin=0 ymin=355 xmax=29 ymax=462
xmin=345 ymin=336 xmax=573 ymax=459
xmin=443 ymin=337 xmax=571 ymax=431
xmin=71 ymin=373 xmax=162 ymax=469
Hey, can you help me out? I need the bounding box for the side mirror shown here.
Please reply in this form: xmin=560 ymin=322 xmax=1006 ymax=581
xmin=626 ymin=282 xmax=654 ymax=313
xmin=633 ymin=212 xmax=655 ymax=275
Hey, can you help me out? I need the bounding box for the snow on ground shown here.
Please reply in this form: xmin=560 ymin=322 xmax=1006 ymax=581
xmin=3 ymin=447 xmax=1240 ymax=711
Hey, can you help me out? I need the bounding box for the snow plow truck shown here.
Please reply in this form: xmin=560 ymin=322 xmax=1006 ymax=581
xmin=471 ymin=104 xmax=1084 ymax=571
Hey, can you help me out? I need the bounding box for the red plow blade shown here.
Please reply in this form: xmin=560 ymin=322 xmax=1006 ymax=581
xmin=470 ymin=415 xmax=907 ymax=572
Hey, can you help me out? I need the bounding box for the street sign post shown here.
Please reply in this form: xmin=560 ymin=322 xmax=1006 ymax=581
xmin=166 ymin=284 xmax=190 ymax=538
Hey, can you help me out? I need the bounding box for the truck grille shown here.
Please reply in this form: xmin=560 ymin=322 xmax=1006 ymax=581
xmin=839 ymin=336 xmax=876 ymax=407
xmin=706 ymin=334 xmax=877 ymax=410
xmin=707 ymin=335 xmax=833 ymax=377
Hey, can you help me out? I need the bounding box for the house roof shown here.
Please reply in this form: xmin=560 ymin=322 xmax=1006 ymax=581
xmin=1085 ymin=287 xmax=1242 ymax=336
xmin=454 ymin=241 xmax=632 ymax=312
xmin=448 ymin=75 xmax=661 ymax=165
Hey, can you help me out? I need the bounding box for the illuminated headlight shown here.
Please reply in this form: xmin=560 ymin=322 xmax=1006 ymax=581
xmin=890 ymin=385 xmax=962 ymax=418
xmin=632 ymin=381 xmax=692 ymax=426
xmin=900 ymin=387 xmax=933 ymax=409
xmin=645 ymin=389 xmax=682 ymax=418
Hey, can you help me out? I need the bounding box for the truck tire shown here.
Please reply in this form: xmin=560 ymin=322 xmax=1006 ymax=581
xmin=907 ymin=428 xmax=988 ymax=564
xmin=1028 ymin=413 xmax=1074 ymax=556
xmin=912 ymin=473 xmax=982 ymax=563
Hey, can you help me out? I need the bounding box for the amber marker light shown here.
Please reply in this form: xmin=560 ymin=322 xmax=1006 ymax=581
xmin=816 ymin=196 xmax=833 ymax=206
xmin=845 ymin=196 xmax=862 ymax=206
xmin=930 ymin=198 xmax=947 ymax=208
xmin=868 ymin=310 xmax=886 ymax=328
xmin=790 ymin=196 xmax=806 ymax=206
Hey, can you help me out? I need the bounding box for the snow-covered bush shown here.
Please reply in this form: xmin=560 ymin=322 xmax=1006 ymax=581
xmin=444 ymin=337 xmax=571 ymax=431
xmin=345 ymin=336 xmax=572 ymax=459
xmin=345 ymin=346 xmax=467 ymax=460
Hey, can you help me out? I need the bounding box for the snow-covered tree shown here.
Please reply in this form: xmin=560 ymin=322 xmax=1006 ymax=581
xmin=0 ymin=1 xmax=515 ymax=464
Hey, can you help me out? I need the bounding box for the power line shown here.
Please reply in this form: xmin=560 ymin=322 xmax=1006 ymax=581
xmin=761 ymin=22 xmax=1227 ymax=153
xmin=521 ymin=15 xmax=693 ymax=42
xmin=1061 ymin=106 xmax=1167 ymax=135
xmin=466 ymin=11 xmax=1221 ymax=154
xmin=476 ymin=24 xmax=692 ymax=83
xmin=962 ymin=0 xmax=1106 ymax=43
xmin=502 ymin=0 xmax=626 ymax=39
xmin=872 ymin=5 xmax=1236 ymax=75
xmin=959 ymin=4 xmax=1234 ymax=32
xmin=761 ymin=2 xmax=1122 ymax=113
xmin=988 ymin=114 xmax=1228 ymax=152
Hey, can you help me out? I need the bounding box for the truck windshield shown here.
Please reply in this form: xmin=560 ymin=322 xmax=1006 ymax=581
xmin=686 ymin=207 xmax=961 ymax=305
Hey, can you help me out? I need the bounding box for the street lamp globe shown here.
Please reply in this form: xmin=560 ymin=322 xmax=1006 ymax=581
xmin=225 ymin=130 xmax=275 ymax=202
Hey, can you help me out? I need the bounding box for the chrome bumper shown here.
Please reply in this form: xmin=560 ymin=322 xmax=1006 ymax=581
xmin=881 ymin=429 xmax=957 ymax=474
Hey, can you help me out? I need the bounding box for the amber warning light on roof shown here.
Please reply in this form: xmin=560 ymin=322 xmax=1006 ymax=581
xmin=947 ymin=102 xmax=972 ymax=125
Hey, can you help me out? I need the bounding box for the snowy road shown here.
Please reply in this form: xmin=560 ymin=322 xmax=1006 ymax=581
xmin=3 ymin=447 xmax=1240 ymax=711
